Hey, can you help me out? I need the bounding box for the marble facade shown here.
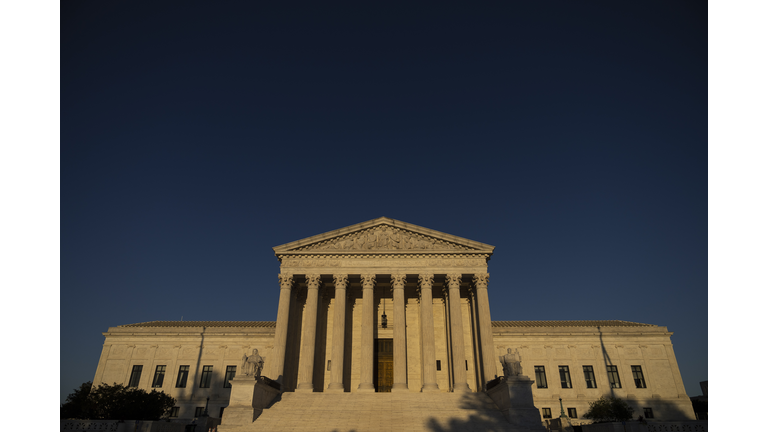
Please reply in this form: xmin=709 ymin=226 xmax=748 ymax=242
xmin=91 ymin=217 xmax=696 ymax=425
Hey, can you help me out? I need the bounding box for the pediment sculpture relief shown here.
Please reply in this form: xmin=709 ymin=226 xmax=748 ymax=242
xmin=294 ymin=226 xmax=474 ymax=252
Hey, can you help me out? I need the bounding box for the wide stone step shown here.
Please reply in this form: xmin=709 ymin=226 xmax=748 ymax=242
xmin=249 ymin=391 xmax=516 ymax=432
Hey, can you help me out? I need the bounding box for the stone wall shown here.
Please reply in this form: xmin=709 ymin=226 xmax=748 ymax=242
xmin=492 ymin=322 xmax=696 ymax=422
xmin=93 ymin=323 xmax=276 ymax=422
xmin=61 ymin=420 xmax=187 ymax=432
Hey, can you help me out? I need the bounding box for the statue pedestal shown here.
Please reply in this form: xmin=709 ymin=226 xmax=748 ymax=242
xmin=219 ymin=376 xmax=280 ymax=430
xmin=486 ymin=375 xmax=547 ymax=432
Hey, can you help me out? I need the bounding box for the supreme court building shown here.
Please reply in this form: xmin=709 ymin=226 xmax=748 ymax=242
xmin=92 ymin=218 xmax=696 ymax=429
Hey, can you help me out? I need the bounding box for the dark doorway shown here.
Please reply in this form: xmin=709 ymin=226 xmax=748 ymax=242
xmin=374 ymin=338 xmax=393 ymax=392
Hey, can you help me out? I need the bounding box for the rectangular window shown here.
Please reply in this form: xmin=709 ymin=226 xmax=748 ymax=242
xmin=176 ymin=365 xmax=189 ymax=388
xmin=583 ymin=365 xmax=597 ymax=388
xmin=607 ymin=365 xmax=622 ymax=388
xmin=200 ymin=365 xmax=213 ymax=388
xmin=568 ymin=408 xmax=578 ymax=418
xmin=224 ymin=365 xmax=237 ymax=388
xmin=194 ymin=407 xmax=205 ymax=417
xmin=169 ymin=407 xmax=179 ymax=418
xmin=436 ymin=360 xmax=442 ymax=371
xmin=542 ymin=408 xmax=552 ymax=419
xmin=128 ymin=365 xmax=143 ymax=388
xmin=534 ymin=366 xmax=548 ymax=388
xmin=465 ymin=360 xmax=468 ymax=371
xmin=152 ymin=365 xmax=166 ymax=388
xmin=559 ymin=366 xmax=572 ymax=388
xmin=632 ymin=365 xmax=647 ymax=388
xmin=643 ymin=407 xmax=654 ymax=419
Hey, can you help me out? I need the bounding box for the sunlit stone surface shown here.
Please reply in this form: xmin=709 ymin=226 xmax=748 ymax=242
xmin=91 ymin=217 xmax=696 ymax=430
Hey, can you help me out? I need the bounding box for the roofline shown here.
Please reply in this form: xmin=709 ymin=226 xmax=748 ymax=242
xmin=272 ymin=217 xmax=495 ymax=254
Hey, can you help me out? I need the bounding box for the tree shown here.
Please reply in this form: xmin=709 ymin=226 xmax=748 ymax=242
xmin=61 ymin=382 xmax=176 ymax=421
xmin=583 ymin=396 xmax=634 ymax=423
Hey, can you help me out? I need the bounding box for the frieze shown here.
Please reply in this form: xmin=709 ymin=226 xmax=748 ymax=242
xmin=280 ymin=255 xmax=489 ymax=269
xmin=291 ymin=226 xmax=476 ymax=252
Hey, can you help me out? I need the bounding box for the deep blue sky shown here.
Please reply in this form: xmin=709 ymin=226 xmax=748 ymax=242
xmin=60 ymin=1 xmax=707 ymax=403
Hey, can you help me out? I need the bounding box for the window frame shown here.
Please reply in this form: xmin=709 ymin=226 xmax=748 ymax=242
xmin=631 ymin=365 xmax=647 ymax=388
xmin=643 ymin=407 xmax=654 ymax=419
xmin=152 ymin=365 xmax=166 ymax=388
xmin=194 ymin=407 xmax=205 ymax=418
xmin=567 ymin=408 xmax=578 ymax=419
xmin=583 ymin=365 xmax=597 ymax=389
xmin=169 ymin=407 xmax=180 ymax=418
xmin=224 ymin=365 xmax=237 ymax=388
xmin=176 ymin=365 xmax=190 ymax=388
xmin=606 ymin=365 xmax=622 ymax=389
xmin=128 ymin=365 xmax=143 ymax=388
xmin=542 ymin=408 xmax=552 ymax=419
xmin=559 ymin=365 xmax=572 ymax=389
xmin=199 ymin=365 xmax=213 ymax=388
xmin=534 ymin=366 xmax=548 ymax=389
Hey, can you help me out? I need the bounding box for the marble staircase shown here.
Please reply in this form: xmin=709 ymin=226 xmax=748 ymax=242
xmin=245 ymin=391 xmax=519 ymax=432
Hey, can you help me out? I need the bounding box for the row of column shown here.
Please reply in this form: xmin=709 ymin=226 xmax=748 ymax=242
xmin=271 ymin=273 xmax=495 ymax=393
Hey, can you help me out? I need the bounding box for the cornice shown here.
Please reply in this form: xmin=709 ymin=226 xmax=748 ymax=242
xmin=272 ymin=217 xmax=495 ymax=256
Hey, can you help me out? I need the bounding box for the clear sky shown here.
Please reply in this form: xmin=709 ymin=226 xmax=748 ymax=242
xmin=58 ymin=1 xmax=707 ymax=403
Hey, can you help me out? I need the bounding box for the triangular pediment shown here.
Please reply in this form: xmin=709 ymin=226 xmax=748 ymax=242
xmin=273 ymin=217 xmax=495 ymax=255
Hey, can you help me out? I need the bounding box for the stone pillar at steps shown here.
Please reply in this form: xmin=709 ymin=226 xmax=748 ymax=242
xmin=219 ymin=376 xmax=281 ymax=431
xmin=485 ymin=375 xmax=547 ymax=431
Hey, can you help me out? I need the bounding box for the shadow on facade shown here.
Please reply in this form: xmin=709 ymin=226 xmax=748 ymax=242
xmin=597 ymin=326 xmax=616 ymax=399
xmin=424 ymin=393 xmax=511 ymax=432
xmin=629 ymin=396 xmax=696 ymax=422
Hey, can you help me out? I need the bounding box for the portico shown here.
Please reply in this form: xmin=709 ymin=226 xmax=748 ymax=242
xmin=269 ymin=217 xmax=498 ymax=393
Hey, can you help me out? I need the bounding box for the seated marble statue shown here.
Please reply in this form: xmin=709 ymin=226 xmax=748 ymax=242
xmin=241 ymin=348 xmax=264 ymax=378
xmin=500 ymin=348 xmax=523 ymax=377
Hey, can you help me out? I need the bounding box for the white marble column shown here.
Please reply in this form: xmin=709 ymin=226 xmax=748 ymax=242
xmin=358 ymin=274 xmax=376 ymax=392
xmin=327 ymin=274 xmax=348 ymax=392
xmin=391 ymin=274 xmax=408 ymax=392
xmin=473 ymin=273 xmax=497 ymax=389
xmin=296 ymin=274 xmax=321 ymax=392
xmin=272 ymin=274 xmax=293 ymax=386
xmin=418 ymin=274 xmax=440 ymax=392
xmin=446 ymin=273 xmax=470 ymax=392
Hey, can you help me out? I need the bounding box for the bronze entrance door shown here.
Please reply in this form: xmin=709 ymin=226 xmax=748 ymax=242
xmin=374 ymin=339 xmax=393 ymax=392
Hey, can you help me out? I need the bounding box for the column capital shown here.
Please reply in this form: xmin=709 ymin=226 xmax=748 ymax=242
xmin=278 ymin=274 xmax=293 ymax=290
xmin=391 ymin=274 xmax=406 ymax=289
xmin=418 ymin=274 xmax=434 ymax=288
xmin=445 ymin=273 xmax=462 ymax=288
xmin=333 ymin=274 xmax=349 ymax=288
xmin=306 ymin=274 xmax=322 ymax=289
xmin=473 ymin=273 xmax=489 ymax=289
xmin=361 ymin=274 xmax=376 ymax=289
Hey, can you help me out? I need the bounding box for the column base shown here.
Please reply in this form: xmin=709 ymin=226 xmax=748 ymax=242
xmin=357 ymin=383 xmax=375 ymax=392
xmin=295 ymin=383 xmax=314 ymax=393
xmin=421 ymin=383 xmax=440 ymax=392
xmin=452 ymin=383 xmax=471 ymax=393
xmin=326 ymin=383 xmax=345 ymax=393
xmin=392 ymin=384 xmax=409 ymax=392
